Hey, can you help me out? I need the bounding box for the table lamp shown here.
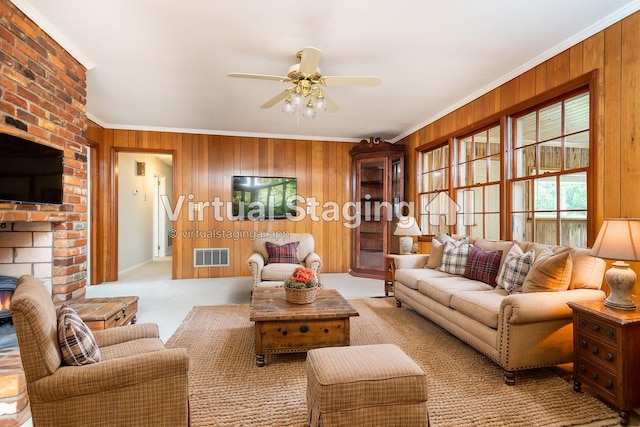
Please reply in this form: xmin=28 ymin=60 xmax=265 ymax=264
xmin=393 ymin=216 xmax=422 ymax=255
xmin=590 ymin=218 xmax=640 ymax=310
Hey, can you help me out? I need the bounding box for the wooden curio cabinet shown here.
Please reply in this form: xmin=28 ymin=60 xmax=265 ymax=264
xmin=350 ymin=138 xmax=405 ymax=279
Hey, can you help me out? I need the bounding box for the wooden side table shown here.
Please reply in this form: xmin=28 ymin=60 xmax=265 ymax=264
xmin=383 ymin=254 xmax=427 ymax=296
xmin=67 ymin=296 xmax=139 ymax=331
xmin=567 ymin=300 xmax=640 ymax=426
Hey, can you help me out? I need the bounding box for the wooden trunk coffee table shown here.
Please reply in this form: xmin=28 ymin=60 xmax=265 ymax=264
xmin=249 ymin=287 xmax=359 ymax=367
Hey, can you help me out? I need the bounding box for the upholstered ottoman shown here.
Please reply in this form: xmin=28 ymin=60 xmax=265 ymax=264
xmin=306 ymin=344 xmax=428 ymax=426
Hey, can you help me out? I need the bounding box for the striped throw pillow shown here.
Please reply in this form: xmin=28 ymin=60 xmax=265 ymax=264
xmin=437 ymin=241 xmax=471 ymax=275
xmin=265 ymin=241 xmax=300 ymax=264
xmin=464 ymin=245 xmax=503 ymax=286
xmin=58 ymin=304 xmax=102 ymax=366
xmin=499 ymin=250 xmax=535 ymax=294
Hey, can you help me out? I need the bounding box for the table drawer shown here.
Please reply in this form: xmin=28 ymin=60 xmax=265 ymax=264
xmin=575 ymin=332 xmax=618 ymax=370
xmin=575 ymin=356 xmax=619 ymax=403
xmin=259 ymin=319 xmax=347 ymax=352
xmin=576 ymin=313 xmax=617 ymax=345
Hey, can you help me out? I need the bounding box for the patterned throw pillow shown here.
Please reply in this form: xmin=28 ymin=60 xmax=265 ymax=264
xmin=437 ymin=241 xmax=471 ymax=275
xmin=499 ymin=250 xmax=535 ymax=294
xmin=58 ymin=304 xmax=102 ymax=366
xmin=463 ymin=246 xmax=503 ymax=286
xmin=265 ymin=241 xmax=300 ymax=264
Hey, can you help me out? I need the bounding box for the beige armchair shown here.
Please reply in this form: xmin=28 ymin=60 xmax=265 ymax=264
xmin=10 ymin=275 xmax=190 ymax=427
xmin=247 ymin=232 xmax=321 ymax=288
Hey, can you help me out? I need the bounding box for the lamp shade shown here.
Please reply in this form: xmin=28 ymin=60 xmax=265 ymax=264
xmin=590 ymin=218 xmax=640 ymax=261
xmin=393 ymin=216 xmax=422 ymax=236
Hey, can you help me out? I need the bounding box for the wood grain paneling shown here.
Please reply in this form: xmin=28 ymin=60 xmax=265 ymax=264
xmin=88 ymin=127 xmax=355 ymax=282
xmin=400 ymin=10 xmax=640 ymax=295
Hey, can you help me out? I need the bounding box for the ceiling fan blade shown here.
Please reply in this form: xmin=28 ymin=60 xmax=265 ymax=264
xmin=260 ymin=89 xmax=290 ymax=109
xmin=298 ymin=46 xmax=322 ymax=76
xmin=228 ymin=73 xmax=289 ymax=82
xmin=322 ymin=76 xmax=382 ymax=87
xmin=323 ymin=92 xmax=340 ymax=113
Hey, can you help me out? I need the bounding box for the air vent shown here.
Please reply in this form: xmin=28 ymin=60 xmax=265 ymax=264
xmin=194 ymin=248 xmax=229 ymax=267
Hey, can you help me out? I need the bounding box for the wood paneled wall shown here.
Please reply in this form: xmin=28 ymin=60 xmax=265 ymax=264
xmin=86 ymin=125 xmax=355 ymax=282
xmin=399 ymin=11 xmax=640 ymax=293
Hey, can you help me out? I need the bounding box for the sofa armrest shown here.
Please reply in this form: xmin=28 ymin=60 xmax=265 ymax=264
xmin=247 ymin=252 xmax=265 ymax=285
xmin=500 ymin=289 xmax=606 ymax=324
xmin=92 ymin=323 xmax=159 ymax=347
xmin=30 ymin=348 xmax=189 ymax=402
xmin=393 ymin=254 xmax=429 ymax=269
xmin=302 ymin=252 xmax=322 ymax=273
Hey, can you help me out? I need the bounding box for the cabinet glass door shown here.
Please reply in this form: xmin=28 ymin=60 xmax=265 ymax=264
xmin=357 ymin=159 xmax=386 ymax=270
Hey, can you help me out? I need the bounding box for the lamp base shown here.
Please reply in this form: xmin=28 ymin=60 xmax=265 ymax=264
xmin=604 ymin=261 xmax=637 ymax=311
xmin=399 ymin=236 xmax=413 ymax=255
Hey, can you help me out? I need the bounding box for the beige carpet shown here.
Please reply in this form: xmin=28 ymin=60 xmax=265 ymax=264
xmin=166 ymin=297 xmax=619 ymax=427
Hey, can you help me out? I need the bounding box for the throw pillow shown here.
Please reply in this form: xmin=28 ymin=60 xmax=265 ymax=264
xmin=265 ymin=241 xmax=299 ymax=264
xmin=437 ymin=241 xmax=471 ymax=275
xmin=463 ymin=246 xmax=503 ymax=286
xmin=58 ymin=304 xmax=102 ymax=366
xmin=522 ymin=248 xmax=573 ymax=293
xmin=499 ymin=249 xmax=535 ymax=294
xmin=425 ymin=238 xmax=444 ymax=269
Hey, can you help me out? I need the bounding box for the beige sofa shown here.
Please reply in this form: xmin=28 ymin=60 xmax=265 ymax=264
xmin=247 ymin=232 xmax=322 ymax=288
xmin=393 ymin=235 xmax=607 ymax=385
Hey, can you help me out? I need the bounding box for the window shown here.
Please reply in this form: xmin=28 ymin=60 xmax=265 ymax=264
xmin=414 ymin=84 xmax=593 ymax=246
xmin=417 ymin=144 xmax=449 ymax=236
xmin=453 ymin=124 xmax=501 ymax=239
xmin=509 ymin=90 xmax=589 ymax=246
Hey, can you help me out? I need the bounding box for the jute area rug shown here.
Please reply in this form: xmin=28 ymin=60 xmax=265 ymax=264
xmin=166 ymin=297 xmax=619 ymax=427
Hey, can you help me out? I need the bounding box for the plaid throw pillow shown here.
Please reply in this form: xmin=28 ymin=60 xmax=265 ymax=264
xmin=58 ymin=304 xmax=102 ymax=366
xmin=265 ymin=241 xmax=300 ymax=264
xmin=464 ymin=246 xmax=503 ymax=286
xmin=499 ymin=249 xmax=535 ymax=294
xmin=437 ymin=241 xmax=471 ymax=275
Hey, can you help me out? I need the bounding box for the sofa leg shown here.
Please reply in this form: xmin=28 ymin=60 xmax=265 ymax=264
xmin=504 ymin=369 xmax=516 ymax=386
xmin=395 ymin=299 xmax=402 ymax=308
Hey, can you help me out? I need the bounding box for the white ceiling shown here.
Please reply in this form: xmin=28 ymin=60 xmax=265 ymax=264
xmin=12 ymin=0 xmax=640 ymax=143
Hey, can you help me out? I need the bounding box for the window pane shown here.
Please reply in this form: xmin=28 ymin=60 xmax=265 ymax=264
xmin=488 ymin=127 xmax=500 ymax=155
xmin=489 ymin=155 xmax=500 ymax=182
xmin=565 ymin=130 xmax=589 ymax=169
xmin=565 ymin=92 xmax=589 ymax=134
xmin=474 ymin=132 xmax=487 ymax=158
xmin=539 ymin=141 xmax=562 ymax=171
xmin=560 ymin=216 xmax=587 ymax=247
xmin=540 ymin=103 xmax=561 ymax=141
xmin=516 ymin=112 xmax=536 ymax=147
xmin=485 ymin=214 xmax=500 ymax=240
xmin=472 ymin=159 xmax=487 ymax=184
xmin=459 ymin=137 xmax=472 ymax=163
xmin=535 ymin=216 xmax=557 ymax=245
xmin=511 ymin=180 xmax=531 ymax=212
xmin=560 ymin=172 xmax=587 ymax=211
xmin=485 ymin=184 xmax=500 ymax=212
xmin=534 ymin=176 xmax=557 ymax=212
xmin=515 ymin=146 xmax=536 ymax=177
xmin=511 ymin=212 xmax=531 ymax=241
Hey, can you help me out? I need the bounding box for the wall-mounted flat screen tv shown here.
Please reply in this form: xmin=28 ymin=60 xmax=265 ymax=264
xmin=232 ymin=176 xmax=298 ymax=219
xmin=0 ymin=132 xmax=64 ymax=204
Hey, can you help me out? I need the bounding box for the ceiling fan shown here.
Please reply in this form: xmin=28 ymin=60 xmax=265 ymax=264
xmin=228 ymin=46 xmax=381 ymax=118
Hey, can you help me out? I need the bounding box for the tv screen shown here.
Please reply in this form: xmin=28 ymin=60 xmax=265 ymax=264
xmin=0 ymin=133 xmax=64 ymax=204
xmin=232 ymin=176 xmax=298 ymax=219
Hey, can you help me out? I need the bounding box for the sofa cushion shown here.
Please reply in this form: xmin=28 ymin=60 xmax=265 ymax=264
xmin=437 ymin=242 xmax=471 ymax=275
xmin=265 ymin=241 xmax=299 ymax=264
xmin=58 ymin=304 xmax=102 ymax=366
xmin=568 ymin=248 xmax=606 ymax=290
xmin=418 ymin=276 xmax=493 ymax=307
xmin=522 ymin=248 xmax=572 ymax=292
xmin=450 ymin=289 xmax=507 ymax=329
xmin=395 ymin=268 xmax=453 ymax=290
xmin=497 ymin=248 xmax=535 ymax=294
xmin=464 ymin=246 xmax=502 ymax=286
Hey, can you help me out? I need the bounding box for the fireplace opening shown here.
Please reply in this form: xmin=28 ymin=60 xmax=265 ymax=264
xmin=0 ymin=276 xmax=18 ymax=349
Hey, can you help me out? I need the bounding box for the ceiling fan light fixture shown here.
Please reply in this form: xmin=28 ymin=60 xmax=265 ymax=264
xmin=313 ymin=91 xmax=327 ymax=112
xmin=291 ymin=90 xmax=304 ymax=108
xmin=302 ymin=100 xmax=316 ymax=119
xmin=282 ymin=99 xmax=295 ymax=115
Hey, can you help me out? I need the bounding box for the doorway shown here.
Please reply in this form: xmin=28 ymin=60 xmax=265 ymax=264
xmin=116 ymin=151 xmax=174 ymax=278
